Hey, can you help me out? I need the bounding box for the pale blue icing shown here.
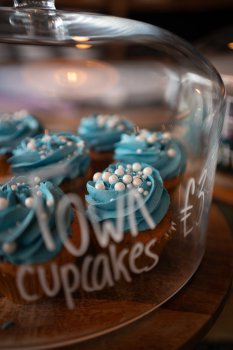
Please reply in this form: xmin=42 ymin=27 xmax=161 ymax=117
xmin=86 ymin=162 xmax=170 ymax=232
xmin=114 ymin=130 xmax=186 ymax=180
xmin=0 ymin=111 xmax=42 ymax=155
xmin=9 ymin=132 xmax=90 ymax=185
xmin=78 ymin=114 xmax=134 ymax=151
xmin=0 ymin=180 xmax=73 ymax=265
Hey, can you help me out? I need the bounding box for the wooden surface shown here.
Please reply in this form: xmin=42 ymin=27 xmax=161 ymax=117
xmin=57 ymin=204 xmax=233 ymax=350
xmin=214 ymin=171 xmax=233 ymax=205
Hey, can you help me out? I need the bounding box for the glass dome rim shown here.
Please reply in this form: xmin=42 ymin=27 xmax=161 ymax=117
xmin=0 ymin=6 xmax=226 ymax=115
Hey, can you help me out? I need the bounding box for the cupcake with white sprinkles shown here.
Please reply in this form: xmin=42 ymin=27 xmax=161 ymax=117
xmin=114 ymin=129 xmax=186 ymax=191
xmin=86 ymin=162 xmax=174 ymax=269
xmin=78 ymin=113 xmax=134 ymax=172
xmin=9 ymin=132 xmax=90 ymax=193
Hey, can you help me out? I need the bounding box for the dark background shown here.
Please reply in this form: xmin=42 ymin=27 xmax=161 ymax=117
xmin=1 ymin=0 xmax=233 ymax=42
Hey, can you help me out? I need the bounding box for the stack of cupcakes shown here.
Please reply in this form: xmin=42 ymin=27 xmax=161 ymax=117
xmin=0 ymin=110 xmax=186 ymax=304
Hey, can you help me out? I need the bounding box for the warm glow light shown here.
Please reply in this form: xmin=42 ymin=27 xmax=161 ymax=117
xmin=67 ymin=71 xmax=78 ymax=83
xmin=54 ymin=68 xmax=87 ymax=87
xmin=75 ymin=44 xmax=92 ymax=50
xmin=195 ymin=88 xmax=201 ymax=94
xmin=227 ymin=42 xmax=233 ymax=49
xmin=72 ymin=36 xmax=90 ymax=42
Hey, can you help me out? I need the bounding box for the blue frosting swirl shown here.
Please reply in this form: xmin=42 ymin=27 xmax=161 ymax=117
xmin=0 ymin=180 xmax=73 ymax=265
xmin=86 ymin=162 xmax=170 ymax=232
xmin=78 ymin=114 xmax=134 ymax=151
xmin=114 ymin=130 xmax=186 ymax=180
xmin=0 ymin=110 xmax=42 ymax=155
xmin=9 ymin=132 xmax=90 ymax=185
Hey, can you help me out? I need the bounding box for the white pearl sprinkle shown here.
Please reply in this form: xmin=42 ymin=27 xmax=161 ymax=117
xmin=133 ymin=178 xmax=142 ymax=187
xmin=102 ymin=171 xmax=111 ymax=182
xmin=0 ymin=198 xmax=8 ymax=210
xmin=93 ymin=172 xmax=102 ymax=182
xmin=117 ymin=124 xmax=124 ymax=131
xmin=95 ymin=182 xmax=105 ymax=190
xmin=59 ymin=136 xmax=66 ymax=141
xmin=114 ymin=182 xmax=126 ymax=192
xmin=135 ymin=134 xmax=145 ymax=141
xmin=138 ymin=187 xmax=144 ymax=194
xmin=42 ymin=135 xmax=51 ymax=142
xmin=163 ymin=132 xmax=171 ymax=140
xmin=25 ymin=197 xmax=34 ymax=208
xmin=46 ymin=199 xmax=54 ymax=207
xmin=97 ymin=115 xmax=106 ymax=126
xmin=34 ymin=176 xmax=41 ymax=184
xmin=115 ymin=168 xmax=124 ymax=176
xmin=11 ymin=184 xmax=17 ymax=191
xmin=136 ymin=149 xmax=142 ymax=154
xmin=67 ymin=141 xmax=73 ymax=146
xmin=167 ymin=148 xmax=176 ymax=157
xmin=109 ymin=175 xmax=118 ymax=184
xmin=132 ymin=163 xmax=142 ymax=172
xmin=107 ymin=118 xmax=118 ymax=129
xmin=126 ymin=164 xmax=132 ymax=169
xmin=123 ymin=174 xmax=133 ymax=184
xmin=127 ymin=184 xmax=132 ymax=189
xmin=144 ymin=191 xmax=149 ymax=196
xmin=143 ymin=167 xmax=153 ymax=176
xmin=78 ymin=140 xmax=84 ymax=147
xmin=41 ymin=155 xmax=46 ymax=160
xmin=147 ymin=134 xmax=157 ymax=144
xmin=118 ymin=165 xmax=124 ymax=170
xmin=2 ymin=242 xmax=17 ymax=254
xmin=147 ymin=181 xmax=152 ymax=186
xmin=27 ymin=139 xmax=36 ymax=151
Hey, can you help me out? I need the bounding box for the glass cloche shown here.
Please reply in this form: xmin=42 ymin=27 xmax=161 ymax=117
xmin=0 ymin=1 xmax=225 ymax=349
xmin=197 ymin=27 xmax=233 ymax=196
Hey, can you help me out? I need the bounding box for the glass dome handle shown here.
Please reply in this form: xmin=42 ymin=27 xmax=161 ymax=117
xmin=13 ymin=0 xmax=56 ymax=9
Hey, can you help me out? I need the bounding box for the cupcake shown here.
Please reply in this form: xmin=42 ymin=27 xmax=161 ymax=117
xmin=0 ymin=110 xmax=42 ymax=182
xmin=86 ymin=162 xmax=173 ymax=271
xmin=9 ymin=132 xmax=90 ymax=194
xmin=114 ymin=129 xmax=186 ymax=191
xmin=78 ymin=113 xmax=134 ymax=173
xmin=0 ymin=180 xmax=80 ymax=303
